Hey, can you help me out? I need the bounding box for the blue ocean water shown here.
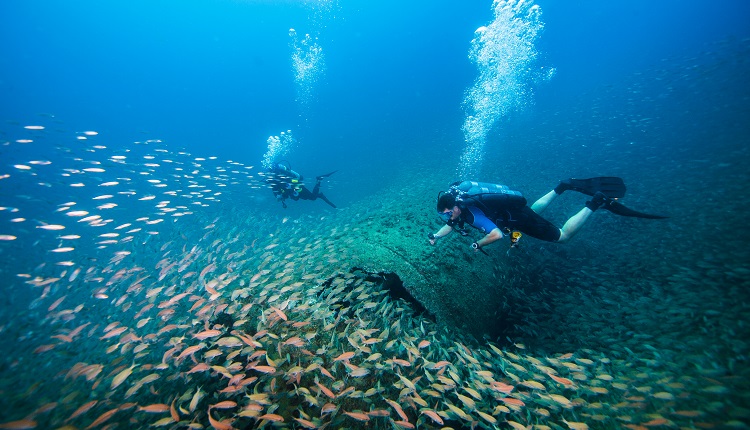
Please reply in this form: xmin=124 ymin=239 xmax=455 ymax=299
xmin=3 ymin=1 xmax=748 ymax=198
xmin=1 ymin=0 xmax=750 ymax=428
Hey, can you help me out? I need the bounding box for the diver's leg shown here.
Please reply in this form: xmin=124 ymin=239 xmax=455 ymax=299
xmin=317 ymin=193 xmax=336 ymax=208
xmin=533 ymin=179 xmax=588 ymax=213
xmin=557 ymin=207 xmax=593 ymax=243
xmin=306 ymin=181 xmax=335 ymax=207
xmin=296 ymin=187 xmax=313 ymax=201
xmin=512 ymin=207 xmax=561 ymax=242
xmin=556 ymin=193 xmax=607 ymax=243
xmin=530 ymin=190 xmax=558 ymax=214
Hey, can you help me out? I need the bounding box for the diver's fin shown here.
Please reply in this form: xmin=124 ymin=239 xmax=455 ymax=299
xmin=315 ymin=170 xmax=338 ymax=181
xmin=559 ymin=177 xmax=626 ymax=198
xmin=602 ymin=200 xmax=668 ymax=219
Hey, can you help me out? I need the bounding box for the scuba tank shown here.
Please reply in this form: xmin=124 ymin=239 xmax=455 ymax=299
xmin=445 ymin=181 xmax=527 ymax=249
xmin=272 ymin=160 xmax=303 ymax=181
xmin=451 ymin=180 xmax=527 ymax=209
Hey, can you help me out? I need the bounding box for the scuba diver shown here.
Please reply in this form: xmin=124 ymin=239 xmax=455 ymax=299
xmin=428 ymin=177 xmax=667 ymax=253
xmin=266 ymin=161 xmax=337 ymax=209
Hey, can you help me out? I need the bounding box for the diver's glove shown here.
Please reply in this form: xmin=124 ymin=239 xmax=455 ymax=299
xmin=428 ymin=233 xmax=436 ymax=245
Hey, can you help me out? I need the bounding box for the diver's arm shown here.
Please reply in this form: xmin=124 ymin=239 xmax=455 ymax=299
xmin=474 ymin=228 xmax=504 ymax=249
xmin=428 ymin=224 xmax=453 ymax=245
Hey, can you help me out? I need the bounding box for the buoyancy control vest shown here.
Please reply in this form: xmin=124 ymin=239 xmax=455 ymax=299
xmin=450 ymin=180 xmax=527 ymax=211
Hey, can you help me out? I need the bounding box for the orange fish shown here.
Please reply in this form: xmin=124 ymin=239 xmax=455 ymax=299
xmin=258 ymin=414 xmax=284 ymax=422
xmin=137 ymin=404 xmax=170 ymax=413
xmin=84 ymin=407 xmax=119 ymax=429
xmin=671 ymin=410 xmax=702 ymax=418
xmin=314 ymin=365 xmax=338 ymax=384
xmin=157 ymin=324 xmax=178 ymax=335
xmin=642 ymin=419 xmax=670 ymax=427
xmin=269 ymin=306 xmax=287 ymax=321
xmin=193 ymin=329 xmax=221 ymax=340
xmin=187 ymin=363 xmax=210 ymax=374
xmin=314 ymin=381 xmax=335 ymax=399
xmin=33 ymin=344 xmax=56 ymax=354
xmin=431 ymin=360 xmax=451 ymax=369
xmin=207 ymin=410 xmax=234 ymax=430
xmin=50 ymin=334 xmax=73 ymax=343
xmin=210 ymin=401 xmax=238 ymax=410
xmin=48 ymin=296 xmax=66 ymax=312
xmin=176 ymin=344 xmax=204 ymax=360
xmin=65 ymin=400 xmax=98 ymax=422
xmin=32 ymin=402 xmax=57 ymax=415
xmin=343 ymin=411 xmax=370 ymax=421
xmin=68 ymin=322 xmax=90 ymax=338
xmin=490 ymin=381 xmax=515 ymax=393
xmin=219 ymin=385 xmax=242 ymax=394
xmin=420 ymin=409 xmax=443 ymax=425
xmin=169 ymin=397 xmax=180 ymax=422
xmin=157 ymin=308 xmax=175 ymax=319
xmin=238 ymin=376 xmax=258 ymax=387
xmin=100 ymin=326 xmax=127 ymax=340
xmin=321 ymin=403 xmax=337 ymax=415
xmin=0 ymin=419 xmax=37 ymax=429
xmin=548 ymin=373 xmax=574 ymax=386
xmin=199 ymin=263 xmax=216 ymax=279
xmin=282 ymin=336 xmax=304 ymax=347
xmin=384 ymin=399 xmax=408 ymax=421
xmin=500 ymin=397 xmax=525 ymax=407
xmin=333 ymin=351 xmax=355 ymax=362
xmin=294 ymin=417 xmax=316 ymax=428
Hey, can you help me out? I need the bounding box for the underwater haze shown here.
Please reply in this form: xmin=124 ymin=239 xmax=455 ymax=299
xmin=1 ymin=0 xmax=750 ymax=429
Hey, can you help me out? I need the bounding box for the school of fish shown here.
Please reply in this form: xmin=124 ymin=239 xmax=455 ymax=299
xmin=0 ymin=121 xmax=748 ymax=430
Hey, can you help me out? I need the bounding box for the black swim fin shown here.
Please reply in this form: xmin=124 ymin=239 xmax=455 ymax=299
xmin=315 ymin=170 xmax=338 ymax=181
xmin=557 ymin=177 xmax=626 ymax=198
xmin=602 ymin=200 xmax=669 ymax=219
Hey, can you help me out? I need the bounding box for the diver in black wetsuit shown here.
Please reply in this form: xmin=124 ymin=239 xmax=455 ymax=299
xmin=266 ymin=162 xmax=337 ymax=209
xmin=428 ymin=178 xmax=666 ymax=252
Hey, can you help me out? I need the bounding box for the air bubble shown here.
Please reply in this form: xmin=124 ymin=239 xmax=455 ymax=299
xmin=458 ymin=0 xmax=550 ymax=178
